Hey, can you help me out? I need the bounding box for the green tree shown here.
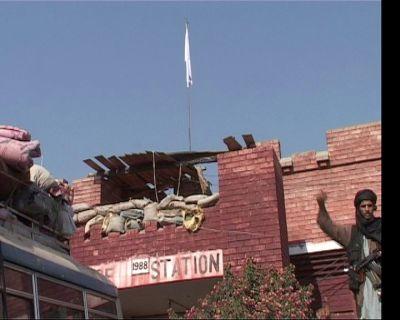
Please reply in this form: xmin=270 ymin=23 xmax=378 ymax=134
xmin=168 ymin=259 xmax=314 ymax=319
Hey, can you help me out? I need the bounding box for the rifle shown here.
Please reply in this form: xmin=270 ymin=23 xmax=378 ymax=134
xmin=353 ymin=249 xmax=381 ymax=274
xmin=344 ymin=249 xmax=382 ymax=298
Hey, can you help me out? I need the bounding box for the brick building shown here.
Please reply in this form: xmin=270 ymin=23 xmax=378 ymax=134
xmin=70 ymin=121 xmax=381 ymax=319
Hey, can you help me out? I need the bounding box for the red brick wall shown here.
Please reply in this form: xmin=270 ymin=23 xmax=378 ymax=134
xmin=72 ymin=176 xmax=102 ymax=207
xmin=70 ymin=121 xmax=380 ymax=318
xmin=284 ymin=121 xmax=381 ymax=320
xmin=70 ymin=146 xmax=289 ymax=274
xmin=283 ymin=121 xmax=381 ymax=244
xmin=73 ymin=176 xmax=123 ymax=207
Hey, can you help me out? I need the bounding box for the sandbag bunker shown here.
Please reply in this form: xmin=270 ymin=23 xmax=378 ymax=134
xmin=73 ymin=192 xmax=219 ymax=235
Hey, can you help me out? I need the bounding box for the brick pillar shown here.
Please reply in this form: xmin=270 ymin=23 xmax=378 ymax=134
xmin=217 ymin=145 xmax=289 ymax=270
xmin=73 ymin=175 xmax=122 ymax=206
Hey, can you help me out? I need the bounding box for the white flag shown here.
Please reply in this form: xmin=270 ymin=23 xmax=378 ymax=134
xmin=185 ymin=21 xmax=193 ymax=88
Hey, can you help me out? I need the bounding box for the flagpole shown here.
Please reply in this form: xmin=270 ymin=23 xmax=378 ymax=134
xmin=188 ymin=85 xmax=192 ymax=151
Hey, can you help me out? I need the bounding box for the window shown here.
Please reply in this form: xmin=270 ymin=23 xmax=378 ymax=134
xmin=2 ymin=263 xmax=119 ymax=319
xmin=6 ymin=294 xmax=35 ymax=319
xmin=39 ymin=301 xmax=85 ymax=319
xmin=37 ymin=277 xmax=83 ymax=306
xmin=87 ymin=293 xmax=117 ymax=315
xmin=3 ymin=266 xmax=35 ymax=318
xmin=88 ymin=312 xmax=115 ymax=319
xmin=4 ymin=267 xmax=33 ymax=293
xmin=37 ymin=276 xmax=85 ymax=318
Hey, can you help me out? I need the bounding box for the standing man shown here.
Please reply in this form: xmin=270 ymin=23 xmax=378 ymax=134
xmin=316 ymin=189 xmax=381 ymax=319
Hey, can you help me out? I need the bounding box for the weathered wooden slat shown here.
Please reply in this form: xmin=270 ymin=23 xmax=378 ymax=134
xmin=242 ymin=134 xmax=256 ymax=148
xmin=223 ymin=136 xmax=242 ymax=151
xmin=108 ymin=156 xmax=128 ymax=170
xmin=117 ymin=172 xmax=146 ymax=187
xmin=83 ymin=159 xmax=105 ymax=172
xmin=180 ymin=156 xmax=218 ymax=166
xmin=152 ymin=152 xmax=177 ymax=163
xmin=95 ymin=155 xmax=118 ymax=171
xmin=168 ymin=151 xmax=224 ymax=162
xmin=119 ymin=155 xmax=134 ymax=166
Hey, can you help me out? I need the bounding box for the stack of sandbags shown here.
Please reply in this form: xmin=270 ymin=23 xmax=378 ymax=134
xmin=75 ymin=192 xmax=220 ymax=235
xmin=0 ymin=125 xmax=41 ymax=172
xmin=74 ymin=199 xmax=149 ymax=235
xmin=184 ymin=193 xmax=220 ymax=208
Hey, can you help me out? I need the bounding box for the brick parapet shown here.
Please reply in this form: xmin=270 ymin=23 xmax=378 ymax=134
xmin=279 ymin=121 xmax=381 ymax=173
xmin=72 ymin=176 xmax=102 ymax=206
xmin=72 ymin=175 xmax=123 ymax=207
xmin=70 ymin=145 xmax=289 ymax=275
xmin=326 ymin=121 xmax=381 ymax=166
xmin=281 ymin=122 xmax=381 ymax=245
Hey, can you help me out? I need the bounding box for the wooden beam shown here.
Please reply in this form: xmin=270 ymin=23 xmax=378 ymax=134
xmin=108 ymin=156 xmax=128 ymax=171
xmin=95 ymin=155 xmax=118 ymax=171
xmin=242 ymin=134 xmax=256 ymax=148
xmin=223 ymin=136 xmax=242 ymax=151
xmin=83 ymin=159 xmax=105 ymax=172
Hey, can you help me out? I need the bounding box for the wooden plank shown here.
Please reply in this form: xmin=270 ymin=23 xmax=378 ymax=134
xmin=242 ymin=134 xmax=256 ymax=148
xmin=83 ymin=159 xmax=105 ymax=172
xmin=120 ymin=155 xmax=135 ymax=166
xmin=108 ymin=156 xmax=128 ymax=170
xmin=95 ymin=155 xmax=118 ymax=171
xmin=223 ymin=136 xmax=242 ymax=151
xmin=152 ymin=152 xmax=177 ymax=163
xmin=181 ymin=156 xmax=218 ymax=165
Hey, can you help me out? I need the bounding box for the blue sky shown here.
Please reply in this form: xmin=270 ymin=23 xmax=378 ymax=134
xmin=0 ymin=1 xmax=380 ymax=189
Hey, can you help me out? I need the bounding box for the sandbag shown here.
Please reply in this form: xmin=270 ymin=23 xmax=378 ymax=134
xmin=30 ymin=164 xmax=57 ymax=191
xmin=102 ymin=212 xmax=125 ymax=235
xmin=184 ymin=194 xmax=208 ymax=204
xmin=120 ymin=209 xmax=144 ymax=220
xmin=183 ymin=208 xmax=204 ymax=232
xmin=157 ymin=195 xmax=184 ymax=210
xmin=95 ymin=204 xmax=114 ymax=216
xmin=113 ymin=201 xmax=135 ymax=212
xmin=72 ymin=203 xmax=93 ymax=213
xmin=129 ymin=198 xmax=152 ymax=209
xmin=0 ymin=125 xmax=31 ymax=141
xmin=158 ymin=215 xmax=183 ymax=226
xmin=143 ymin=203 xmax=158 ymax=222
xmin=165 ymin=201 xmax=197 ymax=211
xmin=76 ymin=209 xmax=97 ymax=224
xmin=85 ymin=215 xmax=104 ymax=235
xmin=197 ymin=193 xmax=220 ymax=208
xmin=125 ymin=218 xmax=143 ymax=231
xmin=157 ymin=209 xmax=185 ymax=218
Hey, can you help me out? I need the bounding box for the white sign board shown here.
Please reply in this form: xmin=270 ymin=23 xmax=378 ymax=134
xmin=91 ymin=249 xmax=224 ymax=289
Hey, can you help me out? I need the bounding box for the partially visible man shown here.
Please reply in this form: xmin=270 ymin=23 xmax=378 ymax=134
xmin=316 ymin=189 xmax=381 ymax=319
